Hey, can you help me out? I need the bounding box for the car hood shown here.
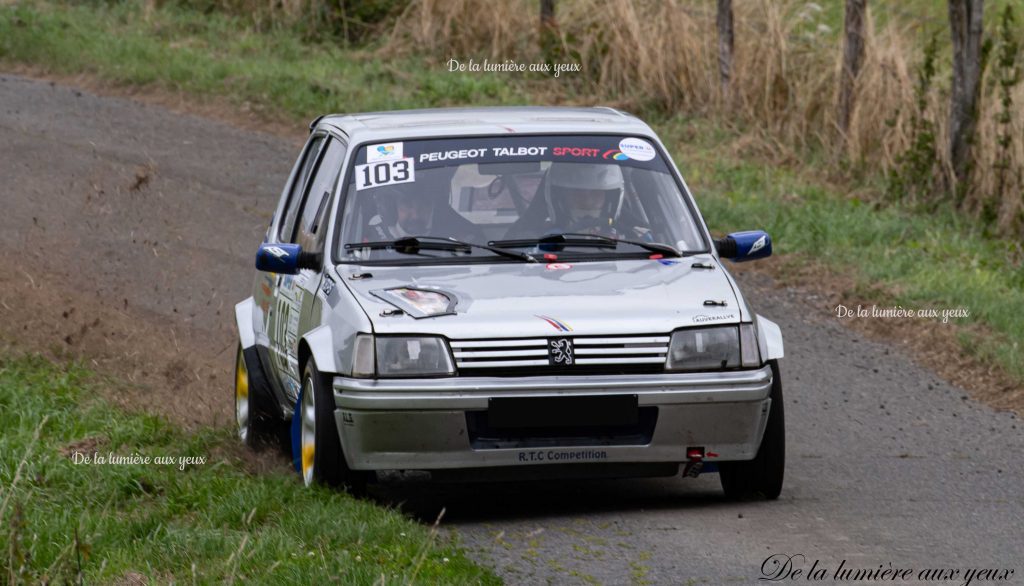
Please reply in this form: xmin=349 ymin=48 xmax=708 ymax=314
xmin=338 ymin=255 xmax=744 ymax=338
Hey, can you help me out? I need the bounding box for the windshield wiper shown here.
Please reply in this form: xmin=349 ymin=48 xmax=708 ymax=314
xmin=561 ymin=233 xmax=682 ymax=257
xmin=345 ymin=236 xmax=536 ymax=263
xmin=491 ymin=232 xmax=682 ymax=258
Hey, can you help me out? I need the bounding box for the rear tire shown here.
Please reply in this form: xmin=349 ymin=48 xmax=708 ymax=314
xmin=719 ymin=360 xmax=785 ymax=500
xmin=234 ymin=343 xmax=281 ymax=449
xmin=298 ymin=359 xmax=368 ymax=494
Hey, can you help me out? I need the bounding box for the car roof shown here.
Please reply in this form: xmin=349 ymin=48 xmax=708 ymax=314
xmin=315 ymin=106 xmax=656 ymax=144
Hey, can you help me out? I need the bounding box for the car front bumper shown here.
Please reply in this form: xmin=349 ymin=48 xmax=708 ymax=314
xmin=332 ymin=364 xmax=773 ymax=471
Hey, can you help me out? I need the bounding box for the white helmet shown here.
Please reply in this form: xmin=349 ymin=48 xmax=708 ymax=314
xmin=548 ymin=163 xmax=624 ymax=190
xmin=544 ymin=163 xmax=625 ymax=228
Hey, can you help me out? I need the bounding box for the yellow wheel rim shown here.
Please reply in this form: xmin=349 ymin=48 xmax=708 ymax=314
xmin=302 ymin=444 xmax=315 ymax=476
xmin=300 ymin=376 xmax=317 ymax=486
xmin=235 ymin=346 xmax=250 ymax=442
xmin=236 ymin=357 xmax=249 ymax=399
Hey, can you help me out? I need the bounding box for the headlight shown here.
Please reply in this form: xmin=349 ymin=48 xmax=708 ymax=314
xmin=352 ymin=334 xmax=455 ymax=377
xmin=666 ymin=326 xmax=741 ymax=371
xmin=666 ymin=324 xmax=762 ymax=371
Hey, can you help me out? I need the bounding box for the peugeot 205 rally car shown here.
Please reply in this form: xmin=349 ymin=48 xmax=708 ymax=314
xmin=233 ymin=107 xmax=785 ymax=499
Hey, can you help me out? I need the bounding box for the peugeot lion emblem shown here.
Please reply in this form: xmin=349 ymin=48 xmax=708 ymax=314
xmin=548 ymin=338 xmax=574 ymax=366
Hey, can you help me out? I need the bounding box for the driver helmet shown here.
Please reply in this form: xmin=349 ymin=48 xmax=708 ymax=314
xmin=373 ymin=168 xmax=455 ymax=237
xmin=544 ymin=163 xmax=625 ymax=228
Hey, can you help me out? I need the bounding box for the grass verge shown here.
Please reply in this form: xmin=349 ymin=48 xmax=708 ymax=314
xmin=1 ymin=0 xmax=1021 ymax=390
xmin=0 ymin=0 xmax=523 ymax=120
xmin=0 ymin=355 xmax=498 ymax=584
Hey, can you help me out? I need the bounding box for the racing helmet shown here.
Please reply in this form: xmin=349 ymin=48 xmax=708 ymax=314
xmin=543 ymin=163 xmax=625 ymax=229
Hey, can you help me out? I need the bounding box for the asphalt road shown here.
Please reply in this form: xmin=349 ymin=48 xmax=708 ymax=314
xmin=2 ymin=74 xmax=1021 ymax=585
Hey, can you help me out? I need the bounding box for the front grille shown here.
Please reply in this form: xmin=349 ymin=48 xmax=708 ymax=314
xmin=451 ymin=334 xmax=670 ymax=376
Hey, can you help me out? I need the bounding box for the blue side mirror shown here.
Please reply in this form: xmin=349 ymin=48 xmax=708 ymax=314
xmin=715 ymin=230 xmax=772 ymax=262
xmin=255 ymin=243 xmax=302 ymax=274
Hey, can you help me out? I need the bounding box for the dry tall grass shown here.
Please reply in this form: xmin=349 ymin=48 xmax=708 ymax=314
xmin=162 ymin=0 xmax=1022 ymax=234
xmin=390 ymin=0 xmax=1023 ymax=236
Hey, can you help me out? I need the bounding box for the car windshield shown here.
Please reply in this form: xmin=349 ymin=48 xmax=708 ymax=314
xmin=336 ymin=135 xmax=707 ymax=264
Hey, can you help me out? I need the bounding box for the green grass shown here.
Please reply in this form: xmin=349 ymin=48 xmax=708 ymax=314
xmin=0 ymin=1 xmax=526 ymax=120
xmin=1 ymin=0 xmax=1021 ymax=379
xmin=0 ymin=356 xmax=498 ymax=584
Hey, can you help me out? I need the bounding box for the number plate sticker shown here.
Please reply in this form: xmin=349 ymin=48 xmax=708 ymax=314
xmin=355 ymin=158 xmax=415 ymax=190
xmin=487 ymin=395 xmax=638 ymax=429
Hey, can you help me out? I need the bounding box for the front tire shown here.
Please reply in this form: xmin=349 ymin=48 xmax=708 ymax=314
xmin=298 ymin=359 xmax=367 ymax=493
xmin=719 ymin=360 xmax=785 ymax=500
xmin=235 ymin=343 xmax=280 ymax=449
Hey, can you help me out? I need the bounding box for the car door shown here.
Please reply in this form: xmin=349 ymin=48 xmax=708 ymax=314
xmin=270 ymin=135 xmax=348 ymax=400
xmin=262 ymin=133 xmax=326 ymax=402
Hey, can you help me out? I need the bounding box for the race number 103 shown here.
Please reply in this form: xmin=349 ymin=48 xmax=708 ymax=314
xmin=355 ymin=159 xmax=415 ymax=190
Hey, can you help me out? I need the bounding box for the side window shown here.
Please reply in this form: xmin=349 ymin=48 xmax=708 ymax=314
xmin=295 ymin=138 xmax=347 ymax=254
xmin=278 ymin=135 xmax=326 ymax=242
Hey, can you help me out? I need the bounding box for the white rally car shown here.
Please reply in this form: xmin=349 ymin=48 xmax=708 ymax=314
xmin=234 ymin=107 xmax=785 ymax=499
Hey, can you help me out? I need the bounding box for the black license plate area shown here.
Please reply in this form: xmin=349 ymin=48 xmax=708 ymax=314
xmin=487 ymin=395 xmax=638 ymax=429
